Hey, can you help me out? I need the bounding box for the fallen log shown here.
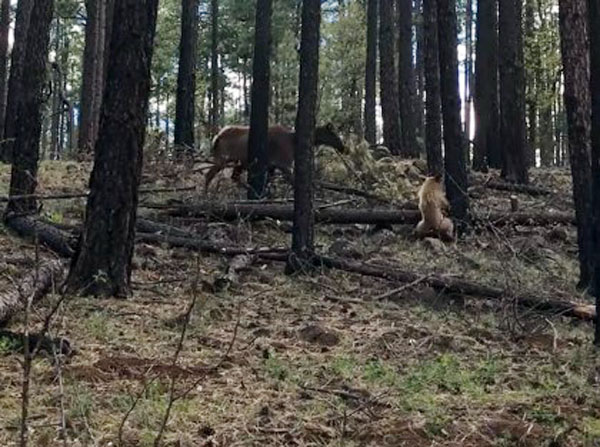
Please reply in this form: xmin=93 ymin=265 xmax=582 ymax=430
xmin=257 ymin=253 xmax=595 ymax=320
xmin=7 ymin=218 xmax=592 ymax=320
xmin=136 ymin=218 xmax=195 ymax=239
xmin=135 ymin=232 xmax=288 ymax=257
xmin=4 ymin=217 xmax=76 ymax=257
xmin=38 ymin=217 xmax=198 ymax=240
xmin=0 ymin=185 xmax=197 ymax=203
xmin=484 ymin=181 xmax=554 ymax=196
xmin=0 ymin=260 xmax=65 ymax=325
xmin=142 ymin=201 xmax=575 ymax=227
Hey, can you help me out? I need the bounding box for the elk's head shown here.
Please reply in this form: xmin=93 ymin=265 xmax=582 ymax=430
xmin=315 ymin=123 xmax=345 ymax=153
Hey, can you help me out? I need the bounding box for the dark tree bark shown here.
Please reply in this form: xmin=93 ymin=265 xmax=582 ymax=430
xmin=464 ymin=0 xmax=473 ymax=161
xmin=524 ymin=0 xmax=536 ymax=167
xmin=50 ymin=19 xmax=62 ymax=160
xmin=559 ymin=0 xmax=593 ymax=289
xmin=397 ymin=0 xmax=418 ymax=156
xmin=379 ymin=0 xmax=402 ymax=155
xmin=247 ymin=0 xmax=272 ymax=199
xmin=539 ymin=104 xmax=554 ymax=166
xmin=423 ymin=0 xmax=443 ymax=174
xmin=499 ymin=0 xmax=528 ymax=183
xmin=174 ymin=0 xmax=199 ymax=152
xmin=210 ymin=0 xmax=219 ymax=136
xmin=364 ymin=0 xmax=378 ymax=144
xmin=78 ymin=0 xmax=99 ymax=153
xmin=102 ymin=0 xmax=115 ymax=84
xmin=4 ymin=0 xmax=53 ymax=216
xmin=473 ymin=0 xmax=500 ymax=171
xmin=587 ymin=0 xmax=600 ymax=343
xmin=287 ymin=0 xmax=321 ymax=273
xmin=65 ymin=0 xmax=159 ymax=297
xmin=415 ymin=0 xmax=425 ymax=147
xmin=50 ymin=63 xmax=61 ymax=160
xmin=438 ymin=0 xmax=470 ymax=229
xmin=0 ymin=0 xmax=10 ymax=141
xmin=2 ymin=0 xmax=33 ymax=163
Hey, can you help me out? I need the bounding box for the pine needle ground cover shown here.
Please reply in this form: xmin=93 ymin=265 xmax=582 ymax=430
xmin=0 ymin=159 xmax=598 ymax=446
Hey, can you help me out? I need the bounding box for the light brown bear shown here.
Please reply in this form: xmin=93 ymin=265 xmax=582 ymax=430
xmin=415 ymin=174 xmax=454 ymax=242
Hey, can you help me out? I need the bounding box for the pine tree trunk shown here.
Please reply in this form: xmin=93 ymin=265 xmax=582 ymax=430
xmin=558 ymin=0 xmax=593 ymax=289
xmin=397 ymin=0 xmax=418 ymax=156
xmin=90 ymin=0 xmax=107 ymax=146
xmin=78 ymin=0 xmax=100 ymax=153
xmin=103 ymin=0 xmax=114 ymax=84
xmin=415 ymin=0 xmax=425 ymax=148
xmin=0 ymin=0 xmax=10 ymax=140
xmin=499 ymin=0 xmax=528 ymax=183
xmin=473 ymin=0 xmax=500 ymax=171
xmin=539 ymin=103 xmax=554 ymax=166
xmin=174 ymin=0 xmax=199 ymax=152
xmin=5 ymin=0 xmax=54 ymax=216
xmin=524 ymin=0 xmax=536 ymax=166
xmin=423 ymin=0 xmax=443 ymax=174
xmin=210 ymin=0 xmax=219 ymax=136
xmin=464 ymin=0 xmax=473 ymax=160
xmin=50 ymin=57 xmax=61 ymax=160
xmin=587 ymin=0 xmax=600 ymax=343
xmin=287 ymin=0 xmax=321 ymax=273
xmin=65 ymin=0 xmax=159 ymax=297
xmin=379 ymin=0 xmax=402 ymax=155
xmin=2 ymin=0 xmax=33 ymax=163
xmin=437 ymin=0 xmax=470 ymax=229
xmin=247 ymin=0 xmax=272 ymax=199
xmin=364 ymin=0 xmax=378 ymax=144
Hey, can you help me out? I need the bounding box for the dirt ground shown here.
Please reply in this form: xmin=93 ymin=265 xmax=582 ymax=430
xmin=0 ymin=155 xmax=599 ymax=447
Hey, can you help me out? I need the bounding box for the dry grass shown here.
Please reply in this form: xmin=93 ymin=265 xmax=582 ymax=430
xmin=0 ymin=158 xmax=599 ymax=446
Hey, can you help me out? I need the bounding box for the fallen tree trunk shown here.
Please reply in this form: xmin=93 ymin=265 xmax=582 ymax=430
xmin=5 ymin=217 xmax=593 ymax=320
xmin=142 ymin=201 xmax=575 ymax=226
xmin=136 ymin=218 xmax=195 ymax=238
xmin=483 ymin=181 xmax=554 ymax=196
xmin=0 ymin=260 xmax=65 ymax=325
xmin=4 ymin=217 xmax=76 ymax=257
xmin=257 ymin=253 xmax=595 ymax=320
xmin=136 ymin=232 xmax=287 ymax=256
xmin=0 ymin=185 xmax=197 ymax=203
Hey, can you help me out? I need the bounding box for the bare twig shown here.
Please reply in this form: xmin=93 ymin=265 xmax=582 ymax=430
xmin=117 ymin=374 xmax=157 ymax=447
xmin=153 ymin=260 xmax=201 ymax=447
xmin=373 ymin=275 xmax=432 ymax=301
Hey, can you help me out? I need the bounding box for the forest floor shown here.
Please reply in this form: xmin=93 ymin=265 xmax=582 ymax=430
xmin=0 ymin=150 xmax=599 ymax=447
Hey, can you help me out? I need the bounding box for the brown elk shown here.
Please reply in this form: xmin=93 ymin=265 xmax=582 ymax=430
xmin=205 ymin=123 xmax=345 ymax=191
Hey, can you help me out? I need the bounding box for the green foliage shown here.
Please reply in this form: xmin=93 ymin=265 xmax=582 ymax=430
xmin=0 ymin=335 xmax=20 ymax=355
xmin=524 ymin=0 xmax=561 ymax=124
xmin=320 ymin=1 xmax=366 ymax=135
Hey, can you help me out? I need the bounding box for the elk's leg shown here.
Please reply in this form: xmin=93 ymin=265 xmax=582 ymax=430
xmin=231 ymin=164 xmax=245 ymax=184
xmin=279 ymin=167 xmax=294 ymax=185
xmin=205 ymin=164 xmax=224 ymax=192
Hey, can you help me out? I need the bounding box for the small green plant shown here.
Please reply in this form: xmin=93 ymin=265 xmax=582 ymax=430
xmin=0 ymin=335 xmax=21 ymax=355
xmin=68 ymin=383 xmax=95 ymax=420
xmin=46 ymin=210 xmax=64 ymax=224
xmin=329 ymin=355 xmax=357 ymax=379
xmin=264 ymin=355 xmax=288 ymax=381
xmin=363 ymin=358 xmax=398 ymax=385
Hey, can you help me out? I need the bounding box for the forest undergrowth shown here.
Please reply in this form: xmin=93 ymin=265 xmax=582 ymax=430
xmin=0 ymin=152 xmax=599 ymax=447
